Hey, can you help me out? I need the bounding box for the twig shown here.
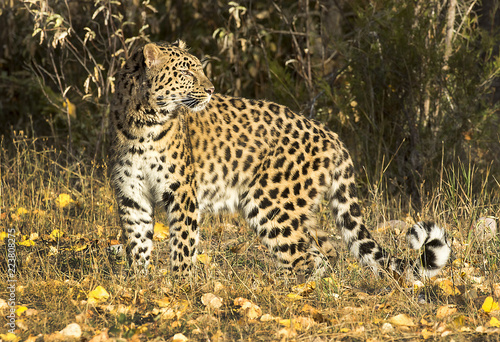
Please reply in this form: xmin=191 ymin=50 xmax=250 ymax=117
xmin=444 ymin=0 xmax=457 ymax=62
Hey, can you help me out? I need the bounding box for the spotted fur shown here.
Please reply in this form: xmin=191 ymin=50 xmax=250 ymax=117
xmin=110 ymin=41 xmax=451 ymax=282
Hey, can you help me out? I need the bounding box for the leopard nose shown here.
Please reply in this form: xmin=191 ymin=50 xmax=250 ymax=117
xmin=205 ymin=87 xmax=215 ymax=95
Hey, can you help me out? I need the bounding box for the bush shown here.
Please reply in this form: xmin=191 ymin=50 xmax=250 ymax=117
xmin=1 ymin=0 xmax=498 ymax=203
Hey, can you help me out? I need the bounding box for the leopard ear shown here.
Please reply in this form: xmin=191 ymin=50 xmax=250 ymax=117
xmin=172 ymin=40 xmax=188 ymax=51
xmin=143 ymin=43 xmax=162 ymax=68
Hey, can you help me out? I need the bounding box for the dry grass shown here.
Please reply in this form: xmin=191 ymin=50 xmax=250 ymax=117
xmin=1 ymin=133 xmax=499 ymax=341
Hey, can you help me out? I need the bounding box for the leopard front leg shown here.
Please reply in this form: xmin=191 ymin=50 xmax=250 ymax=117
xmin=116 ymin=192 xmax=155 ymax=273
xmin=162 ymin=185 xmax=200 ymax=274
xmin=112 ymin=158 xmax=155 ymax=273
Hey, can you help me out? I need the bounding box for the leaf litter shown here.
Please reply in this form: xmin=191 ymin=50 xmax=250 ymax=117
xmin=1 ymin=197 xmax=499 ymax=341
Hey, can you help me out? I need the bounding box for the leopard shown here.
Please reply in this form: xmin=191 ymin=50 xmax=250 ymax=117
xmin=110 ymin=40 xmax=451 ymax=284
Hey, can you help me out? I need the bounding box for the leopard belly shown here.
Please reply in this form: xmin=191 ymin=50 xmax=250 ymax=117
xmin=197 ymin=185 xmax=241 ymax=213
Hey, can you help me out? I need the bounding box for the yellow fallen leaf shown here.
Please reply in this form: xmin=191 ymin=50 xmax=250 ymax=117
xmin=15 ymin=306 xmax=28 ymax=316
xmin=286 ymin=293 xmax=303 ymax=300
xmin=340 ymin=327 xmax=351 ymax=333
xmin=88 ymin=286 xmax=110 ymax=304
xmin=322 ymin=276 xmax=337 ymax=284
xmin=55 ymin=193 xmax=75 ymax=209
xmin=287 ymin=281 xmax=316 ymax=300
xmin=159 ymin=308 xmax=177 ymax=320
xmin=64 ymin=98 xmax=77 ymax=119
xmin=436 ymin=305 xmax=457 ymax=319
xmin=50 ymin=229 xmax=64 ymax=241
xmin=153 ymin=222 xmax=169 ymax=240
xmin=0 ymin=333 xmax=19 ymax=342
xmin=0 ymin=231 xmax=7 ymax=240
xmin=243 ymin=304 xmax=262 ymax=320
xmin=201 ymin=293 xmax=223 ymax=310
xmin=302 ymin=304 xmax=318 ymax=313
xmin=214 ymin=281 xmax=225 ymax=293
xmin=421 ymin=328 xmax=434 ymax=339
xmin=279 ymin=318 xmax=304 ymax=330
xmin=16 ymin=207 xmax=29 ymax=216
xmin=18 ymin=238 xmax=35 ymax=246
xmin=71 ymin=244 xmax=88 ymax=252
xmin=437 ymin=279 xmax=461 ymax=295
xmin=136 ymin=324 xmax=148 ymax=334
xmin=490 ymin=317 xmax=500 ymax=327
xmin=482 ymin=296 xmax=500 ymax=313
xmin=159 ymin=299 xmax=189 ymax=321
xmin=234 ymin=297 xmax=262 ymax=320
xmin=197 ymin=253 xmax=212 ymax=265
xmin=279 ymin=318 xmax=292 ymax=327
xmin=155 ymin=297 xmax=170 ymax=308
xmin=388 ymin=314 xmax=416 ymax=327
xmin=292 ymin=281 xmax=316 ymax=295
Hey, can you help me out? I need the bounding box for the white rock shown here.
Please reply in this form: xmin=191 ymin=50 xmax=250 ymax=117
xmin=60 ymin=323 xmax=82 ymax=338
xmin=172 ymin=333 xmax=188 ymax=342
xmin=381 ymin=322 xmax=394 ymax=333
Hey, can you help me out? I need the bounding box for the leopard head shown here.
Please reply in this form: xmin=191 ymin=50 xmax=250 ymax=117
xmin=143 ymin=41 xmax=214 ymax=113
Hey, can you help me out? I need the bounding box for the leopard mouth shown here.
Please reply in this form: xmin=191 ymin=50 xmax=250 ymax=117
xmin=182 ymin=95 xmax=212 ymax=111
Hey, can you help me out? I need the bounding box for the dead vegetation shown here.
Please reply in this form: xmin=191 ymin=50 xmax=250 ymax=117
xmin=0 ymin=134 xmax=499 ymax=341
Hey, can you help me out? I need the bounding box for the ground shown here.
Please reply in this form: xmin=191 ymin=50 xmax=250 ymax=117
xmin=1 ymin=134 xmax=500 ymax=341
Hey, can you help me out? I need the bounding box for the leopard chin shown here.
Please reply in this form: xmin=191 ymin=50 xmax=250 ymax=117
xmin=184 ymin=96 xmax=212 ymax=112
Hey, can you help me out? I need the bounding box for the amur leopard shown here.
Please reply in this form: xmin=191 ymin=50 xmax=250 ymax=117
xmin=111 ymin=41 xmax=451 ymax=283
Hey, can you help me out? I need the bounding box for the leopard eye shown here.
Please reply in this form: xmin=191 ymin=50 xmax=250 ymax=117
xmin=181 ymin=70 xmax=194 ymax=77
